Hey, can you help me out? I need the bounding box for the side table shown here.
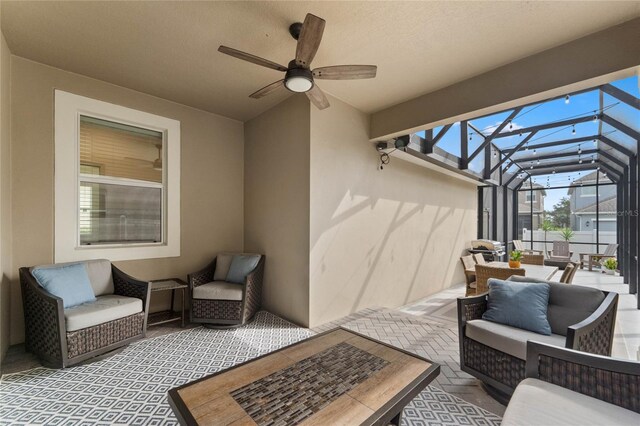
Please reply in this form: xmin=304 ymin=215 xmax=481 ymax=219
xmin=148 ymin=278 xmax=188 ymax=327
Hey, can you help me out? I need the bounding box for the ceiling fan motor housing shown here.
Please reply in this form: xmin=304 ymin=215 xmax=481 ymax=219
xmin=289 ymin=22 xmax=303 ymax=40
xmin=284 ymin=65 xmax=314 ymax=92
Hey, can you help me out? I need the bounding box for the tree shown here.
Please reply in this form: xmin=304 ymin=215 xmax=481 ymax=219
xmin=548 ymin=197 xmax=571 ymax=228
xmin=560 ymin=227 xmax=574 ymax=242
xmin=541 ymin=218 xmax=554 ymax=253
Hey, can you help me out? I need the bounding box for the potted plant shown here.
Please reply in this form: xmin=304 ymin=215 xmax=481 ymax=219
xmin=602 ymin=258 xmax=617 ymax=275
xmin=560 ymin=227 xmax=574 ymax=242
xmin=509 ymin=250 xmax=523 ymax=268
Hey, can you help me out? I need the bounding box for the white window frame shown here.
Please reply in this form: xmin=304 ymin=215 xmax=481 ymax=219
xmin=55 ymin=90 xmax=180 ymax=262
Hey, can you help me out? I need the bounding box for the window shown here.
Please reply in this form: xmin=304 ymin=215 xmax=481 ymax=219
xmin=55 ymin=91 xmax=180 ymax=262
xmin=525 ymin=192 xmax=537 ymax=203
xmin=580 ymin=186 xmax=596 ymax=197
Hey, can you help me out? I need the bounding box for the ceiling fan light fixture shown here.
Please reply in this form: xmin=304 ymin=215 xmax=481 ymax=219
xmin=284 ymin=68 xmax=314 ymax=93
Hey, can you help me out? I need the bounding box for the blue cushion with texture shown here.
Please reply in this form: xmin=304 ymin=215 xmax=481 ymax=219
xmin=482 ymin=278 xmax=551 ymax=335
xmin=32 ymin=263 xmax=96 ymax=309
xmin=226 ymin=255 xmax=260 ymax=284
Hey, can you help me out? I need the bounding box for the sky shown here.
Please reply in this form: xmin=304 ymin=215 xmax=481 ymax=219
xmin=415 ymin=75 xmax=639 ymax=211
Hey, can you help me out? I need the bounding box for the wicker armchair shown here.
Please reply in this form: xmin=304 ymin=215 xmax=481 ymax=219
xmin=460 ymin=255 xmax=477 ymax=296
xmin=20 ymin=261 xmax=150 ymax=368
xmin=474 ymin=264 xmax=525 ymax=294
xmin=188 ymin=254 xmax=265 ymax=328
xmin=502 ymin=341 xmax=640 ymax=424
xmin=521 ymin=253 xmax=544 ymax=265
xmin=458 ymin=278 xmax=618 ymax=402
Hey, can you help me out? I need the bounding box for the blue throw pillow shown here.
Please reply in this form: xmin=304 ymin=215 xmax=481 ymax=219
xmin=226 ymin=255 xmax=260 ymax=284
xmin=32 ymin=263 xmax=96 ymax=309
xmin=482 ymin=278 xmax=551 ymax=335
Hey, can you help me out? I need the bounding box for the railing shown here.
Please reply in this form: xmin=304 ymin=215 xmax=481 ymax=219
xmin=520 ymin=229 xmax=616 ymax=261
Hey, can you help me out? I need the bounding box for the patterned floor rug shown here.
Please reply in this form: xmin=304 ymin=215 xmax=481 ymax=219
xmin=0 ymin=311 xmax=500 ymax=425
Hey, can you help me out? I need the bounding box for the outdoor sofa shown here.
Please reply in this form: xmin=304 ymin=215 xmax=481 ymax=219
xmin=457 ymin=275 xmax=618 ymax=402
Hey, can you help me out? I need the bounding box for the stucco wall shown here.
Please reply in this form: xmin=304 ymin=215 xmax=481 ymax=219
xmin=8 ymin=57 xmax=245 ymax=344
xmin=0 ymin=21 xmax=12 ymax=362
xmin=309 ymin=96 xmax=477 ymax=327
xmin=244 ymin=95 xmax=311 ymax=327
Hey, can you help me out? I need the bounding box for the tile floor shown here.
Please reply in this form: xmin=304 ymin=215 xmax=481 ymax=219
xmin=2 ymin=268 xmax=638 ymax=419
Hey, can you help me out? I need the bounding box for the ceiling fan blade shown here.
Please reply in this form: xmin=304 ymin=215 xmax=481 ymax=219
xmin=306 ymin=85 xmax=330 ymax=110
xmin=295 ymin=14 xmax=325 ymax=68
xmin=249 ymin=80 xmax=286 ymax=99
xmin=313 ymin=65 xmax=377 ymax=80
xmin=218 ymin=46 xmax=288 ymax=72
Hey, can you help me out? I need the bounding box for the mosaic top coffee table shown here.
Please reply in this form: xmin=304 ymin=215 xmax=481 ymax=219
xmin=168 ymin=328 xmax=440 ymax=426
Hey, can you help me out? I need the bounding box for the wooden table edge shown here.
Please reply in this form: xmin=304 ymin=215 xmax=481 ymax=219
xmin=167 ymin=326 xmax=439 ymax=426
xmin=361 ymin=361 xmax=440 ymax=425
xmin=149 ymin=277 xmax=188 ymax=287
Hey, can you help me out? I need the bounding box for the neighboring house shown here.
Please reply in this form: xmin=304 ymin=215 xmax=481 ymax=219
xmin=568 ymin=171 xmax=617 ymax=232
xmin=518 ymin=184 xmax=546 ymax=231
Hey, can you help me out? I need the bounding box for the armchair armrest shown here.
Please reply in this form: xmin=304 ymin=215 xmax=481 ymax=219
xmin=242 ymin=255 xmax=265 ymax=323
xmin=525 ymin=341 xmax=640 ymax=414
xmin=188 ymin=258 xmax=217 ymax=290
xmin=457 ymin=294 xmax=488 ymax=367
xmin=457 ymin=294 xmax=488 ymax=324
xmin=112 ymin=265 xmax=151 ymax=314
xmin=19 ymin=267 xmax=66 ymax=366
xmin=566 ymin=291 xmax=618 ymax=356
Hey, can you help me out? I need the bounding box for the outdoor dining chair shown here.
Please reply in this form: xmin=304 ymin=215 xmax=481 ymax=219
xmin=460 ymin=255 xmax=477 ymax=296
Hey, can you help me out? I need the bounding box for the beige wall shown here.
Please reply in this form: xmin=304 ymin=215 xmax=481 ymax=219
xmin=244 ymin=95 xmax=311 ymax=327
xmin=9 ymin=56 xmax=245 ymax=344
xmin=371 ymin=17 xmax=640 ymax=140
xmin=0 ymin=25 xmax=11 ymax=361
xmin=309 ymin=96 xmax=477 ymax=327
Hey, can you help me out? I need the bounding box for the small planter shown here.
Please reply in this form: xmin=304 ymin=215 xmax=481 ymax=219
xmin=508 ymin=260 xmax=521 ymax=269
xmin=604 ymin=269 xmax=616 ymax=275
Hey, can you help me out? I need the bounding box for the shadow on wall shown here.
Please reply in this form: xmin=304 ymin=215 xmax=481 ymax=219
xmin=0 ymin=273 xmax=10 ymax=359
xmin=310 ymin=139 xmax=477 ymax=325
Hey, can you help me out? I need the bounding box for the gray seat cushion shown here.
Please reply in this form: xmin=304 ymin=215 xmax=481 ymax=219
xmin=31 ymin=259 xmax=114 ymax=296
xmin=466 ymin=320 xmax=566 ymax=360
xmin=507 ymin=276 xmax=606 ymax=336
xmin=502 ymin=378 xmax=640 ymax=426
xmin=64 ymin=295 xmax=142 ymax=332
xmin=192 ymin=281 xmax=243 ymax=301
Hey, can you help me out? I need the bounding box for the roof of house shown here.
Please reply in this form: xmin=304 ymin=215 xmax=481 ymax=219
xmin=519 ymin=183 xmax=547 ymax=196
xmin=573 ymin=196 xmax=617 ymax=214
xmin=567 ymin=171 xmax=605 ymax=195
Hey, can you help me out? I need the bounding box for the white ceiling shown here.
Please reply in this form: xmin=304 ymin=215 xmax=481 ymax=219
xmin=2 ymin=1 xmax=639 ymax=121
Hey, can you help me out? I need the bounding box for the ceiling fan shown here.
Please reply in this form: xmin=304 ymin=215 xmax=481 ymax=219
xmin=218 ymin=13 xmax=377 ymax=110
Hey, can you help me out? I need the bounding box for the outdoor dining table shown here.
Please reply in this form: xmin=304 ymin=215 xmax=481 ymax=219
xmin=464 ymin=261 xmax=558 ymax=282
